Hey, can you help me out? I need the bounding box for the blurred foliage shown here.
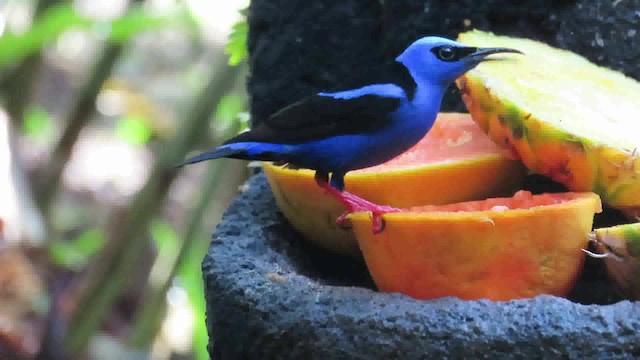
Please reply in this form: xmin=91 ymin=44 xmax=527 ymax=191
xmin=225 ymin=9 xmax=248 ymax=66
xmin=0 ymin=2 xmax=197 ymax=69
xmin=116 ymin=115 xmax=153 ymax=145
xmin=178 ymin=238 xmax=209 ymax=360
xmin=216 ymin=94 xmax=246 ymax=128
xmin=23 ymin=105 xmax=54 ymax=140
xmin=0 ymin=0 xmax=250 ymax=359
xmin=49 ymin=228 xmax=106 ymax=270
xmin=148 ymin=219 xmax=209 ymax=360
xmin=0 ymin=4 xmax=86 ymax=68
xmin=107 ymin=6 xmax=197 ymax=42
xmin=149 ymin=219 xmax=180 ymax=276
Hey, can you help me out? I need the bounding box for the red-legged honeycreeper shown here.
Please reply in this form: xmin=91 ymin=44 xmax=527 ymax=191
xmin=178 ymin=36 xmax=522 ymax=233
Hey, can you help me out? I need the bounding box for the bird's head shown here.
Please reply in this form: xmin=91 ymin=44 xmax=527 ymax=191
xmin=396 ymin=36 xmax=522 ymax=86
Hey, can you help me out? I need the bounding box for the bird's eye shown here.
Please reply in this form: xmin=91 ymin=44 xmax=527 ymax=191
xmin=437 ymin=46 xmax=456 ymax=61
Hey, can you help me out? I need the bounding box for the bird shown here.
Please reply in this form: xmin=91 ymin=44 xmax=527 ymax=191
xmin=178 ymin=36 xmax=522 ymax=233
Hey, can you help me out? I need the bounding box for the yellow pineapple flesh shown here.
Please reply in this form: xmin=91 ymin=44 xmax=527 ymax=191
xmin=456 ymin=30 xmax=640 ymax=218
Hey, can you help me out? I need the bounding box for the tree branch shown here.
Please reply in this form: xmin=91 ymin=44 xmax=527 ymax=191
xmin=63 ymin=56 xmax=243 ymax=355
xmin=34 ymin=44 xmax=124 ymax=216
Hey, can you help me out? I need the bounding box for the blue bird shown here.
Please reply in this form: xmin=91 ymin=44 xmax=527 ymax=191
xmin=179 ymin=36 xmax=522 ymax=233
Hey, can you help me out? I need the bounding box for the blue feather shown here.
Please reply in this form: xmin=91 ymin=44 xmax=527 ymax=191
xmin=177 ymin=142 xmax=294 ymax=167
xmin=318 ymin=83 xmax=406 ymax=100
xmin=178 ymin=36 xmax=521 ymax=192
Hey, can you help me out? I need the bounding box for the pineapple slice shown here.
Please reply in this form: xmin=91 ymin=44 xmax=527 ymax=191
xmin=456 ymin=30 xmax=640 ymax=218
xmin=592 ymin=222 xmax=640 ymax=300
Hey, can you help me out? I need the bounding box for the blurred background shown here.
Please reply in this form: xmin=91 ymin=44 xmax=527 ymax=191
xmin=0 ymin=0 xmax=250 ymax=359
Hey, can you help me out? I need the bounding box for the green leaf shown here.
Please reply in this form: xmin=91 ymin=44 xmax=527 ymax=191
xmin=23 ymin=105 xmax=53 ymax=139
xmin=225 ymin=18 xmax=248 ymax=66
xmin=0 ymin=3 xmax=195 ymax=69
xmin=214 ymin=94 xmax=246 ymax=128
xmin=108 ymin=7 xmax=196 ymax=43
xmin=49 ymin=228 xmax=106 ymax=270
xmin=116 ymin=115 xmax=152 ymax=145
xmin=0 ymin=4 xmax=89 ymax=67
xmin=149 ymin=219 xmax=180 ymax=255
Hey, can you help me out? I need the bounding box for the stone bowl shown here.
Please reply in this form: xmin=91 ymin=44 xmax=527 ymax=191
xmin=203 ymin=173 xmax=640 ymax=360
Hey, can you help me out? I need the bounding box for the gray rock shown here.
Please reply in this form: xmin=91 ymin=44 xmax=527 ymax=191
xmin=203 ymin=174 xmax=640 ymax=360
xmin=207 ymin=1 xmax=640 ymax=358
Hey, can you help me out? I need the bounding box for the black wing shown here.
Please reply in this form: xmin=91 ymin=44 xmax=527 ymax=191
xmin=226 ymin=92 xmax=403 ymax=145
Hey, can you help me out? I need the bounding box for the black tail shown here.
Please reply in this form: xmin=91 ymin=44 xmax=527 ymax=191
xmin=176 ymin=140 xmax=293 ymax=168
xmin=175 ymin=146 xmax=246 ymax=168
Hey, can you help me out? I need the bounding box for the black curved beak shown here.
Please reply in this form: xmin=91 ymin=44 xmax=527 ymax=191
xmin=469 ymin=47 xmax=523 ymax=61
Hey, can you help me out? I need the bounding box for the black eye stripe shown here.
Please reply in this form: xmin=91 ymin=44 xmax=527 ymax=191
xmin=456 ymin=46 xmax=478 ymax=58
xmin=430 ymin=45 xmax=478 ymax=62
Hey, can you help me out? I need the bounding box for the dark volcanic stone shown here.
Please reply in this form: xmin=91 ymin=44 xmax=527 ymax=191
xmin=209 ymin=1 xmax=640 ymax=358
xmin=204 ymin=174 xmax=640 ymax=360
xmin=247 ymin=0 xmax=385 ymax=123
xmin=247 ymin=0 xmax=640 ymax=122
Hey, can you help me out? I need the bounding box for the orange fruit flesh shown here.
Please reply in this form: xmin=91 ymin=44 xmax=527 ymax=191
xmin=263 ymin=113 xmax=525 ymax=255
xmin=349 ymin=191 xmax=602 ymax=301
xmin=356 ymin=114 xmax=513 ymax=172
xmin=409 ymin=190 xmax=577 ymax=212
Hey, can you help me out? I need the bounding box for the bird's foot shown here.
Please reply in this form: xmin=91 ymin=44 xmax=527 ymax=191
xmin=336 ymin=191 xmax=402 ymax=234
xmin=314 ymin=173 xmax=401 ymax=233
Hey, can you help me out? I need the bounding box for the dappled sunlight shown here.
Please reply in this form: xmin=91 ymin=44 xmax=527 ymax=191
xmin=55 ymin=29 xmax=96 ymax=67
xmin=186 ymin=0 xmax=249 ymax=43
xmin=0 ymin=108 xmax=46 ymax=245
xmin=63 ymin=128 xmax=153 ymax=201
xmin=0 ymin=13 xmax=5 ymax=36
xmin=0 ymin=2 xmax=32 ymax=34
xmin=0 ymin=109 xmax=14 ymax=239
xmin=75 ymin=0 xmax=129 ymax=20
xmin=161 ymin=286 xmax=195 ymax=353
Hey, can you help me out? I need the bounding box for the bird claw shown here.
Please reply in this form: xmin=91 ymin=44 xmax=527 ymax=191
xmin=335 ymin=200 xmax=401 ymax=234
xmin=315 ymin=176 xmax=400 ymax=234
xmin=335 ymin=209 xmax=385 ymax=233
xmin=335 ymin=212 xmax=353 ymax=230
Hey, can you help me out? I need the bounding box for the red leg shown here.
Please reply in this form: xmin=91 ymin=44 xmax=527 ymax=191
xmin=314 ymin=174 xmax=401 ymax=234
xmin=339 ymin=192 xmax=402 ymax=233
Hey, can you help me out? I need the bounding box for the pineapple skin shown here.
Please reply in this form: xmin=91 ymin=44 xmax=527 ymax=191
xmin=593 ymin=223 xmax=640 ymax=300
xmin=454 ymin=32 xmax=640 ymax=219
